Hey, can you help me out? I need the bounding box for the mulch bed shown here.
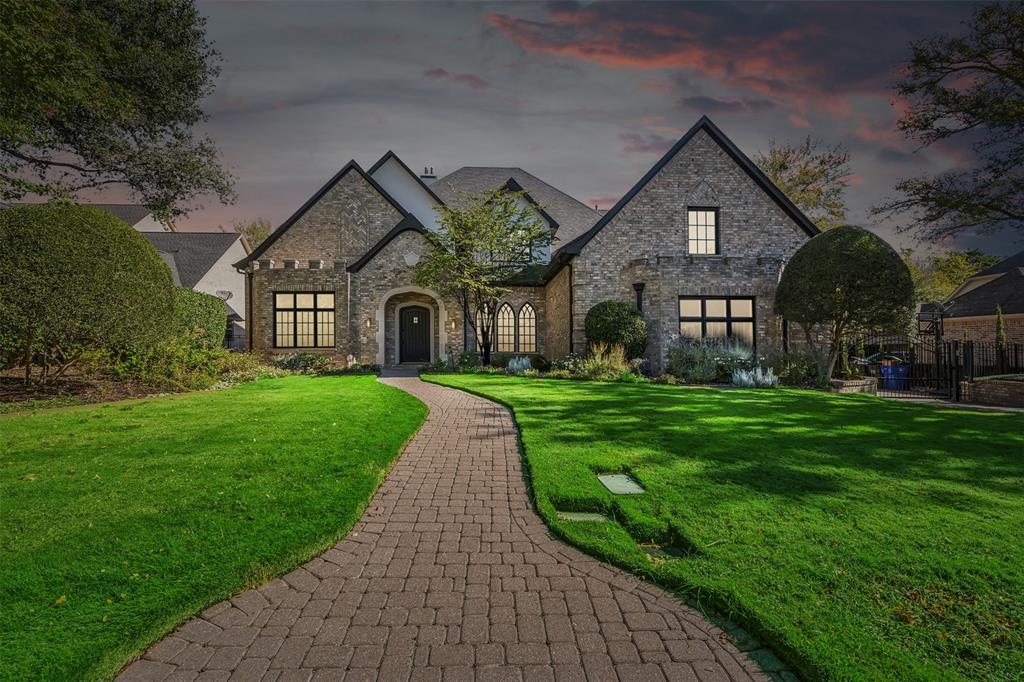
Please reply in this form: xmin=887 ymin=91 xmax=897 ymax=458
xmin=0 ymin=369 xmax=166 ymax=412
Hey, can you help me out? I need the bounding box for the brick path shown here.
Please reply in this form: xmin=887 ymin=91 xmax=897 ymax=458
xmin=120 ymin=377 xmax=766 ymax=682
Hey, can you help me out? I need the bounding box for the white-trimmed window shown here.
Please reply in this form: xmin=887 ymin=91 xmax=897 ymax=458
xmin=518 ymin=303 xmax=537 ymax=353
xmin=679 ymin=296 xmax=754 ymax=347
xmin=275 ymin=292 xmax=335 ymax=348
xmin=687 ymin=208 xmax=718 ymax=255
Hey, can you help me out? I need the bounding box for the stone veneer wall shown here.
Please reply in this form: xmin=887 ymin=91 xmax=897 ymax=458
xmin=544 ymin=265 xmax=572 ymax=360
xmin=943 ymin=316 xmax=1024 ymax=345
xmin=961 ymin=378 xmax=1024 ymax=407
xmin=570 ymin=128 xmax=810 ymax=373
xmin=261 ymin=171 xmax=403 ymax=264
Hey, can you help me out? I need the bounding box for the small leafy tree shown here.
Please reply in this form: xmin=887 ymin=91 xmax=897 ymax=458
xmin=0 ymin=0 xmax=234 ymax=220
xmin=775 ymin=226 xmax=915 ymax=379
xmin=0 ymin=203 xmax=175 ymax=383
xmin=902 ymin=248 xmax=1000 ymax=305
xmin=584 ymin=300 xmax=648 ymax=359
xmin=233 ymin=217 xmax=273 ymax=253
xmin=413 ymin=188 xmax=553 ymax=365
xmin=753 ymin=136 xmax=852 ymax=231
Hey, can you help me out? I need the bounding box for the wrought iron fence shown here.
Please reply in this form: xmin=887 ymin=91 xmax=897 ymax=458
xmin=962 ymin=341 xmax=1024 ymax=380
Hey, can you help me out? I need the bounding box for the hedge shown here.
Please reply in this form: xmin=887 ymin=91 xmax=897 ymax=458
xmin=173 ymin=287 xmax=227 ymax=348
xmin=584 ymin=300 xmax=649 ymax=359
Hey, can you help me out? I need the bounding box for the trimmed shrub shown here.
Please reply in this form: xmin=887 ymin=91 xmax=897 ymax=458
xmin=761 ymin=345 xmax=830 ymax=388
xmin=584 ymin=300 xmax=648 ymax=359
xmin=666 ymin=339 xmax=754 ymax=384
xmin=270 ymin=352 xmax=330 ymax=374
xmin=0 ymin=203 xmax=175 ymax=381
xmin=173 ymin=287 xmax=226 ymax=348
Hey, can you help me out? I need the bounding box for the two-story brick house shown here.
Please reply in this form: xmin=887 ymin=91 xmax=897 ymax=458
xmin=236 ymin=116 xmax=819 ymax=372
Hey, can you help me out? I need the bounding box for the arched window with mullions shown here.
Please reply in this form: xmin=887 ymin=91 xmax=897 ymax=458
xmin=518 ymin=303 xmax=537 ymax=353
xmin=496 ymin=303 xmax=516 ymax=352
xmin=475 ymin=304 xmax=493 ymax=352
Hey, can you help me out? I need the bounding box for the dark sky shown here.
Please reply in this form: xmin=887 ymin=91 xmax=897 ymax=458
xmin=159 ymin=1 xmax=1017 ymax=257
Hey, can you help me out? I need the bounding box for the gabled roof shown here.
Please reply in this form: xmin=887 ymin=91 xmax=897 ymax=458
xmin=501 ymin=177 xmax=559 ymax=229
xmin=236 ymin=160 xmax=409 ymax=267
xmin=943 ymin=248 xmax=1024 ymax=318
xmin=556 ymin=116 xmax=820 ymax=257
xmin=433 ymin=167 xmax=599 ymax=244
xmin=142 ymin=232 xmax=240 ymax=288
xmin=346 ymin=214 xmax=427 ymax=273
xmin=368 ymin=150 xmax=446 ymax=207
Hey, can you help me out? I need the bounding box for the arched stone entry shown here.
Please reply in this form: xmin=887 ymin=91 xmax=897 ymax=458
xmin=376 ymin=286 xmax=448 ymax=366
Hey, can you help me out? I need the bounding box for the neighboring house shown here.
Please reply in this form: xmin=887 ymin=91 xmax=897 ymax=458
xmin=929 ymin=249 xmax=1024 ymax=344
xmin=5 ymin=202 xmax=172 ymax=232
xmin=236 ymin=116 xmax=819 ymax=372
xmin=142 ymin=232 xmax=249 ymax=349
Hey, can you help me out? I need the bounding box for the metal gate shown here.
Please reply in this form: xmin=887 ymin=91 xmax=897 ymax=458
xmin=854 ymin=336 xmax=957 ymax=400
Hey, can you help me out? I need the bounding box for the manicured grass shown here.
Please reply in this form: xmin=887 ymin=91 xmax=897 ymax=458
xmin=0 ymin=375 xmax=426 ymax=680
xmin=425 ymin=374 xmax=1024 ymax=681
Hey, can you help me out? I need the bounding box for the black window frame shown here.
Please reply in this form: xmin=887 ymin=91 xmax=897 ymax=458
xmin=678 ymin=295 xmax=755 ymax=348
xmin=686 ymin=206 xmax=720 ymax=255
xmin=273 ymin=291 xmax=335 ymax=349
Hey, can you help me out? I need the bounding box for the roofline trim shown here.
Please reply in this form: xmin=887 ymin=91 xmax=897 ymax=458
xmin=234 ymin=160 xmax=409 ymax=268
xmin=367 ymin=150 xmax=447 ymax=207
xmin=501 ymin=177 xmax=560 ymax=229
xmin=346 ymin=214 xmax=427 ymax=272
xmin=555 ymin=115 xmax=820 ymax=258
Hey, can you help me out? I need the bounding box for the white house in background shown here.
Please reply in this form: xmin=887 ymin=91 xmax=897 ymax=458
xmin=4 ymin=202 xmax=172 ymax=231
xmin=141 ymin=232 xmax=249 ymax=348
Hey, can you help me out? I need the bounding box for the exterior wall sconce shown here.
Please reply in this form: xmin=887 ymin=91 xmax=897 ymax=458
xmin=365 ymin=318 xmax=372 ymax=330
xmin=449 ymin=319 xmax=457 ymax=332
xmin=633 ymin=282 xmax=646 ymax=312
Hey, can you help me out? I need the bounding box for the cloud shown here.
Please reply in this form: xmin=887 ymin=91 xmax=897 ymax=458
xmin=422 ymin=67 xmax=490 ymax=89
xmin=619 ymin=132 xmax=674 ymax=156
xmin=679 ymin=95 xmax=775 ymax=114
xmin=789 ymin=114 xmax=811 ymax=128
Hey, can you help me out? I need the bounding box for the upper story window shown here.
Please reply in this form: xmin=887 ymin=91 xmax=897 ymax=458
xmin=274 ymin=292 xmax=335 ymax=348
xmin=687 ymin=208 xmax=718 ymax=255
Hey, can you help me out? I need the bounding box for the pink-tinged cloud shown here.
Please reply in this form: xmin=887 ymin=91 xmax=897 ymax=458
xmin=619 ymin=132 xmax=674 ymax=156
xmin=453 ymin=73 xmax=490 ymax=89
xmin=422 ymin=68 xmax=489 ymax=89
xmin=847 ymin=175 xmax=865 ymax=186
xmin=789 ymin=114 xmax=811 ymax=128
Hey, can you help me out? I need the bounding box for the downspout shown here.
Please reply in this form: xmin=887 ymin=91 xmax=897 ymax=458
xmin=236 ymin=266 xmax=253 ymax=351
xmin=567 ymin=260 xmax=574 ymax=355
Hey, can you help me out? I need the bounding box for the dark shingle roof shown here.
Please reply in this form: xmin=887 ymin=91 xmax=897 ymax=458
xmin=142 ymin=232 xmax=240 ymax=288
xmin=432 ymin=167 xmax=600 ymax=246
xmin=944 ymin=249 xmax=1024 ymax=318
xmin=3 ymin=202 xmax=154 ymax=226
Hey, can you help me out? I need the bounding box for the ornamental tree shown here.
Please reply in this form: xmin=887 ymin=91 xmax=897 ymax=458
xmin=0 ymin=0 xmax=234 ymax=221
xmin=413 ymin=188 xmax=554 ymax=365
xmin=775 ymin=226 xmax=914 ymax=379
xmin=0 ymin=203 xmax=175 ymax=383
xmin=584 ymin=300 xmax=648 ymax=359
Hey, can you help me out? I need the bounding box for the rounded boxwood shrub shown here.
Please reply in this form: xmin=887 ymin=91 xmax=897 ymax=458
xmin=173 ymin=286 xmax=227 ymax=348
xmin=584 ymin=300 xmax=648 ymax=359
xmin=0 ymin=203 xmax=175 ymax=380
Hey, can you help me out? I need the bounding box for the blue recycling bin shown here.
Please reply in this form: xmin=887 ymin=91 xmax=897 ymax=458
xmin=880 ymin=363 xmax=909 ymax=390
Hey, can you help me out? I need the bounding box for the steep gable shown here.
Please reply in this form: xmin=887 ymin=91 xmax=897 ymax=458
xmin=368 ymin=151 xmax=445 ymax=231
xmin=237 ymin=161 xmax=406 ymax=267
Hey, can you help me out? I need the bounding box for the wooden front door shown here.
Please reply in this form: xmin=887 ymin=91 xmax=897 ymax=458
xmin=399 ymin=306 xmax=430 ymax=363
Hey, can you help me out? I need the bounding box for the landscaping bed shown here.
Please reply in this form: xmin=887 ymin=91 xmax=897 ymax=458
xmin=0 ymin=375 xmax=426 ymax=680
xmin=425 ymin=374 xmax=1024 ymax=681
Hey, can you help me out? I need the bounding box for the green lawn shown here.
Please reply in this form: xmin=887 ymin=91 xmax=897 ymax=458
xmin=425 ymin=374 xmax=1024 ymax=681
xmin=0 ymin=375 xmax=426 ymax=680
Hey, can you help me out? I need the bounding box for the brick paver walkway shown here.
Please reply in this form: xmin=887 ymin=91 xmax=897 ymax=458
xmin=120 ymin=378 xmax=766 ymax=682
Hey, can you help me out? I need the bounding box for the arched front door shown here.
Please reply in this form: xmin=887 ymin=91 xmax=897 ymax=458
xmin=399 ymin=305 xmax=430 ymax=363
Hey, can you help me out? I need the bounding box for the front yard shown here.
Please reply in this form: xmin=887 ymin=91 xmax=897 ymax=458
xmin=0 ymin=375 xmax=426 ymax=680
xmin=426 ymin=374 xmax=1024 ymax=681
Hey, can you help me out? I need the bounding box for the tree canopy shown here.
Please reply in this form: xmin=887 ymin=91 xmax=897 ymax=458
xmin=902 ymin=248 xmax=1000 ymax=305
xmin=754 ymin=136 xmax=852 ymax=231
xmin=413 ymin=188 xmax=554 ymax=365
xmin=0 ymin=0 xmax=234 ymax=222
xmin=775 ymin=226 xmax=915 ymax=378
xmin=876 ymin=2 xmax=1024 ymax=241
xmin=0 ymin=203 xmax=176 ymax=383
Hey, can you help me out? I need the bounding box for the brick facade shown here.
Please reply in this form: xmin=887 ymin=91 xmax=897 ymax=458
xmin=943 ymin=315 xmax=1024 ymax=345
xmin=245 ymin=121 xmax=813 ymax=371
xmin=570 ymin=129 xmax=810 ymax=373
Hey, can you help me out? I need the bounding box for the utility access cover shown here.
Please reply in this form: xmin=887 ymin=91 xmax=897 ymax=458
xmin=597 ymin=473 xmax=645 ymax=495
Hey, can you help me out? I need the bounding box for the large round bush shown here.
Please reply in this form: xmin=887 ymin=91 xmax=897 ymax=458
xmin=584 ymin=300 xmax=648 ymax=359
xmin=0 ymin=203 xmax=175 ymax=377
xmin=174 ymin=286 xmax=227 ymax=348
xmin=775 ymin=225 xmax=914 ymax=377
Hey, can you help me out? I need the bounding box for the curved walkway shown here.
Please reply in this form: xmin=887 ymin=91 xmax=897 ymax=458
xmin=120 ymin=377 xmax=766 ymax=682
